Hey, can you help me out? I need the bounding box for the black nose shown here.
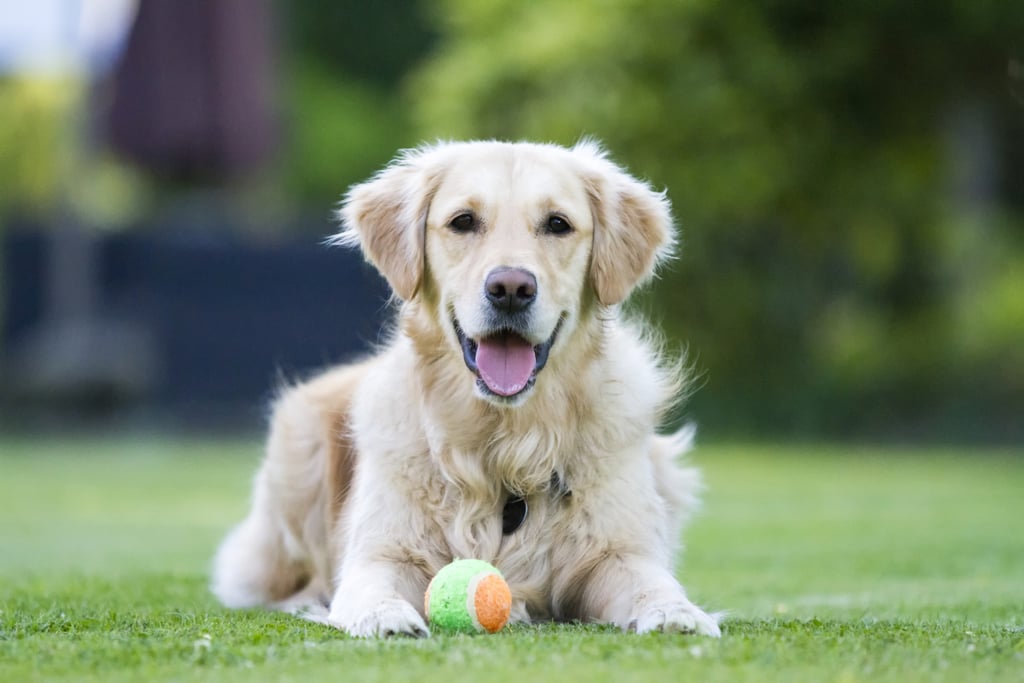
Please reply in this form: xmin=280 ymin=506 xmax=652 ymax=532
xmin=485 ymin=267 xmax=537 ymax=313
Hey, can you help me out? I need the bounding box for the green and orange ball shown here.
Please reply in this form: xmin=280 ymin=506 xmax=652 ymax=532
xmin=424 ymin=559 xmax=512 ymax=634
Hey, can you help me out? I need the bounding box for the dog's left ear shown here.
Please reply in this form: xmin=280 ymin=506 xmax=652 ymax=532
xmin=576 ymin=142 xmax=675 ymax=306
xmin=334 ymin=149 xmax=440 ymax=301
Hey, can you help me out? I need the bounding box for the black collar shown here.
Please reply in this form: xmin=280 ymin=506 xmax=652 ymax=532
xmin=502 ymin=471 xmax=571 ymax=536
xmin=502 ymin=495 xmax=528 ymax=535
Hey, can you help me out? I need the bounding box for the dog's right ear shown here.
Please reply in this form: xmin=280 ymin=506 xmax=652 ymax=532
xmin=334 ymin=150 xmax=439 ymax=301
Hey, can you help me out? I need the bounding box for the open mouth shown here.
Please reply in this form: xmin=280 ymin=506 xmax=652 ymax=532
xmin=454 ymin=317 xmax=563 ymax=399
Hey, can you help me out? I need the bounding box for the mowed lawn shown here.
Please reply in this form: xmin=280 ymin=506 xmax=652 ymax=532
xmin=1 ymin=437 xmax=1022 ymax=682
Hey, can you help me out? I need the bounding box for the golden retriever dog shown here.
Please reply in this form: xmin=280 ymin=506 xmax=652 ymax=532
xmin=212 ymin=140 xmax=720 ymax=638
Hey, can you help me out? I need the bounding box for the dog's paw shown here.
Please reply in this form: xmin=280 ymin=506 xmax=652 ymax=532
xmin=328 ymin=598 xmax=430 ymax=638
xmin=634 ymin=601 xmax=721 ymax=637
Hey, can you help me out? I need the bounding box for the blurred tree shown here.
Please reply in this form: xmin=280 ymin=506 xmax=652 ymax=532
xmin=278 ymin=0 xmax=436 ymax=212
xmin=411 ymin=0 xmax=1024 ymax=438
xmin=0 ymin=78 xmax=77 ymax=218
xmin=285 ymin=0 xmax=435 ymax=88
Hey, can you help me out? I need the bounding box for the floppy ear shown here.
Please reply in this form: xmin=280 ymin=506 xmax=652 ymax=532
xmin=576 ymin=142 xmax=676 ymax=306
xmin=334 ymin=150 xmax=439 ymax=301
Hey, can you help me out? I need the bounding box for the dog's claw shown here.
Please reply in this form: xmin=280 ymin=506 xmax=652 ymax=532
xmin=329 ymin=598 xmax=431 ymax=638
xmin=634 ymin=602 xmax=721 ymax=637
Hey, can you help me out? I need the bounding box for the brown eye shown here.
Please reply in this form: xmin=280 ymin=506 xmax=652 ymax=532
xmin=545 ymin=215 xmax=573 ymax=235
xmin=449 ymin=213 xmax=477 ymax=233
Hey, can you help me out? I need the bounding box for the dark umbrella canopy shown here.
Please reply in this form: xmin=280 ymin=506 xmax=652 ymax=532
xmin=105 ymin=0 xmax=278 ymax=182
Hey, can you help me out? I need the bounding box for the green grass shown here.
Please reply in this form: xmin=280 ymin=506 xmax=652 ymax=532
xmin=2 ymin=437 xmax=1022 ymax=682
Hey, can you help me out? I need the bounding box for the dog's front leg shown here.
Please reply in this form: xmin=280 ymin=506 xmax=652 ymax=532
xmin=327 ymin=554 xmax=430 ymax=637
xmin=552 ymin=457 xmax=721 ymax=637
xmin=577 ymin=552 xmax=721 ymax=636
xmin=324 ymin=464 xmax=434 ymax=638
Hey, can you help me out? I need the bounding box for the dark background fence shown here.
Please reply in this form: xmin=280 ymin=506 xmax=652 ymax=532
xmin=2 ymin=226 xmax=389 ymax=428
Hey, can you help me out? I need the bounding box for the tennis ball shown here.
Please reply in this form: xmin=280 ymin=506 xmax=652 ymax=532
xmin=424 ymin=559 xmax=512 ymax=634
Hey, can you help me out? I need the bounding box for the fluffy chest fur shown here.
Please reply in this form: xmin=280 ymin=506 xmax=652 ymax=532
xmin=343 ymin=309 xmax=675 ymax=586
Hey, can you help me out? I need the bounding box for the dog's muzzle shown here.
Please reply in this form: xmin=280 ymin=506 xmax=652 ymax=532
xmin=454 ymin=318 xmax=563 ymax=399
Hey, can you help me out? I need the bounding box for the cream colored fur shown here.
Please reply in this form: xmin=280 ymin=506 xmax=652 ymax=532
xmin=211 ymin=140 xmax=720 ymax=638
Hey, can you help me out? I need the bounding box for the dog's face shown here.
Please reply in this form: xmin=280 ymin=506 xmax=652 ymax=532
xmin=338 ymin=141 xmax=674 ymax=406
xmin=424 ymin=146 xmax=594 ymax=404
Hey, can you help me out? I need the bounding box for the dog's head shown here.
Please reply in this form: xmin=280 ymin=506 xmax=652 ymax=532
xmin=337 ymin=141 xmax=674 ymax=405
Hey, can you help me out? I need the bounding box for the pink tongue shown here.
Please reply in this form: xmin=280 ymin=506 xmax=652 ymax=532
xmin=475 ymin=335 xmax=536 ymax=396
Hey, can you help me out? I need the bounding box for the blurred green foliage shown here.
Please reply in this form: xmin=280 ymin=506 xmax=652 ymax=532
xmin=0 ymin=77 xmax=148 ymax=230
xmin=407 ymin=0 xmax=1024 ymax=438
xmin=281 ymin=60 xmax=413 ymax=206
xmin=0 ymin=78 xmax=78 ymax=219
xmin=286 ymin=0 xmax=435 ymax=88
xmin=279 ymin=0 xmax=434 ymax=207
